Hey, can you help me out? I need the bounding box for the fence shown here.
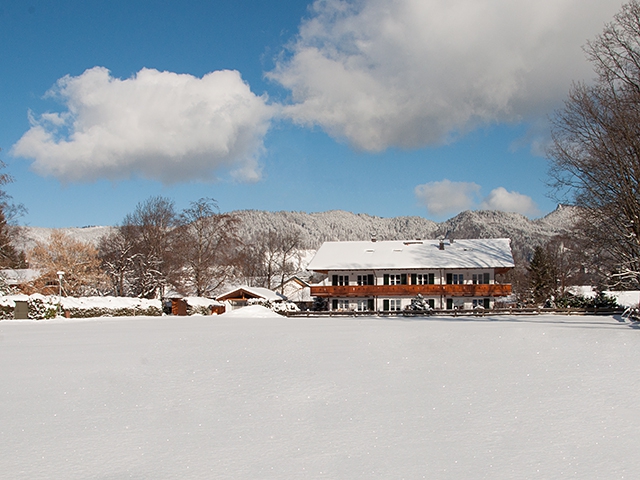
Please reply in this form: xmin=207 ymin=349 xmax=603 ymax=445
xmin=283 ymin=307 xmax=626 ymax=318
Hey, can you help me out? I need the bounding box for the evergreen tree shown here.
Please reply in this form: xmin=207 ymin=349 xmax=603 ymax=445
xmin=528 ymin=246 xmax=557 ymax=305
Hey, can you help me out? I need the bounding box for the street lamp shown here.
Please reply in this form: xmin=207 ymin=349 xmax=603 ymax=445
xmin=56 ymin=271 xmax=65 ymax=317
xmin=57 ymin=271 xmax=65 ymax=297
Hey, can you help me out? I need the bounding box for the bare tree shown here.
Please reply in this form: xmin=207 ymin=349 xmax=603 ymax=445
xmin=98 ymin=229 xmax=136 ymax=296
xmin=119 ymin=196 xmax=180 ymax=298
xmin=549 ymin=0 xmax=640 ymax=287
xmin=231 ymin=229 xmax=303 ymax=290
xmin=29 ymin=231 xmax=106 ymax=296
xmin=232 ymin=242 xmax=267 ymax=287
xmin=176 ymin=198 xmax=240 ymax=297
xmin=273 ymin=231 xmax=303 ymax=293
xmin=0 ymin=152 xmax=26 ymax=268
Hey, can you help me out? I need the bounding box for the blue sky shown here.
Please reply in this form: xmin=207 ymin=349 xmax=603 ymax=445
xmin=0 ymin=0 xmax=625 ymax=228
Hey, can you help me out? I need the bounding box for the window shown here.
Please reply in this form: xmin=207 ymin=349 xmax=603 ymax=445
xmin=412 ymin=273 xmax=435 ymax=285
xmin=357 ymin=299 xmax=369 ymax=311
xmin=389 ymin=299 xmax=402 ymax=311
xmin=357 ymin=274 xmax=375 ymax=285
xmin=332 ymin=275 xmax=349 ymax=286
xmin=332 ymin=299 xmax=351 ymax=310
xmin=382 ymin=299 xmax=401 ymax=310
xmin=337 ymin=299 xmax=350 ymax=310
xmin=447 ymin=273 xmax=464 ymax=284
xmin=473 ymin=298 xmax=490 ymax=309
xmin=383 ymin=274 xmax=407 ymax=285
xmin=472 ymin=273 xmax=491 ymax=284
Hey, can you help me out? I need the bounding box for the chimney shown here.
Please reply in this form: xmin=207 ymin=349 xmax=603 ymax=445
xmin=439 ymin=239 xmax=445 ymax=250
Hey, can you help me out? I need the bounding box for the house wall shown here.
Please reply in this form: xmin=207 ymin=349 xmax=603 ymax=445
xmin=326 ymin=269 xmax=495 ymax=286
xmin=320 ymin=268 xmax=504 ymax=312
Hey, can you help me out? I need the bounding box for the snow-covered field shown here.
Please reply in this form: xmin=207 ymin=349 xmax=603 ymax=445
xmin=1 ymin=309 xmax=639 ymax=479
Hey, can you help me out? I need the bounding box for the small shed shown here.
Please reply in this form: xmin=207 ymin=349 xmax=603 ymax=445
xmin=167 ymin=296 xmax=226 ymax=316
xmin=172 ymin=298 xmax=188 ymax=316
xmin=216 ymin=286 xmax=285 ymax=310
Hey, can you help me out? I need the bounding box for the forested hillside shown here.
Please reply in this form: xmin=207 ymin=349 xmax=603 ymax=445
xmin=16 ymin=205 xmax=578 ymax=264
xmin=233 ymin=205 xmax=578 ymax=261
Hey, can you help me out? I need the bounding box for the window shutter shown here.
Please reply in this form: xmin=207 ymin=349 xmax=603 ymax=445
xmin=368 ymin=299 xmax=375 ymax=311
xmin=411 ymin=273 xmax=417 ymax=285
xmin=332 ymin=275 xmax=338 ymax=286
xmin=383 ymin=274 xmax=389 ymax=285
xmin=368 ymin=274 xmax=374 ymax=285
xmin=332 ymin=299 xmax=338 ymax=310
xmin=400 ymin=274 xmax=407 ymax=285
xmin=484 ymin=273 xmax=490 ymax=284
xmin=428 ymin=273 xmax=435 ymax=284
xmin=446 ymin=273 xmax=453 ymax=284
xmin=383 ymin=299 xmax=389 ymax=311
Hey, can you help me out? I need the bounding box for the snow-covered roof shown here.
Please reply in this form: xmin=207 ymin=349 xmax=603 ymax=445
xmin=307 ymin=238 xmax=515 ymax=271
xmin=182 ymin=297 xmax=224 ymax=307
xmin=0 ymin=269 xmax=40 ymax=285
xmin=216 ymin=286 xmax=284 ymax=302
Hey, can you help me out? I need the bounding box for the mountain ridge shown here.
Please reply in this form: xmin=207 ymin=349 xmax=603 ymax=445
xmin=15 ymin=206 xmax=578 ymax=262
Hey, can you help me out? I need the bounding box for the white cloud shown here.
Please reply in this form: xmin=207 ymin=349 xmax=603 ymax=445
xmin=415 ymin=180 xmax=539 ymax=217
xmin=12 ymin=67 xmax=276 ymax=183
xmin=480 ymin=187 xmax=540 ymax=216
xmin=269 ymin=0 xmax=622 ymax=151
xmin=414 ymin=180 xmax=480 ymax=216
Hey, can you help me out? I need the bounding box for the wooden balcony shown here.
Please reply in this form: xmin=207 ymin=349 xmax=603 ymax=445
xmin=310 ymin=284 xmax=512 ymax=298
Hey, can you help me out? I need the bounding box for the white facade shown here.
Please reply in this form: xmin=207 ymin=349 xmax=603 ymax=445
xmin=308 ymin=238 xmax=514 ymax=311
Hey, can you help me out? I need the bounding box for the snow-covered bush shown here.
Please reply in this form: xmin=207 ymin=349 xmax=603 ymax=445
xmin=0 ymin=296 xmax=16 ymax=319
xmin=28 ymin=294 xmax=58 ymax=320
xmin=312 ymin=296 xmax=328 ymax=311
xmin=555 ymin=292 xmax=618 ymax=309
xmin=271 ymin=301 xmax=300 ymax=313
xmin=247 ymin=298 xmax=299 ymax=314
xmin=406 ymin=294 xmax=433 ymax=312
xmin=61 ymin=297 xmax=162 ymax=318
xmin=183 ymin=297 xmax=224 ymax=316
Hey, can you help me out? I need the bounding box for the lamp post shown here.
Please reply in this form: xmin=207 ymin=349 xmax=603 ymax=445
xmin=57 ymin=271 xmax=65 ymax=297
xmin=56 ymin=271 xmax=64 ymax=316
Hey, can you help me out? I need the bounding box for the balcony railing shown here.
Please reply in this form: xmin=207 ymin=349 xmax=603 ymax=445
xmin=310 ymin=284 xmax=512 ymax=298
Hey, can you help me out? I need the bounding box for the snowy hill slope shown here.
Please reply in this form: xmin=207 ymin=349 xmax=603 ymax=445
xmin=14 ymin=225 xmax=115 ymax=252
xmin=233 ymin=206 xmax=578 ymax=260
xmin=15 ymin=206 xmax=577 ymax=262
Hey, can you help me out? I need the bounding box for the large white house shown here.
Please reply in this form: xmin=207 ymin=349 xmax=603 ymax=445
xmin=307 ymin=238 xmax=515 ymax=311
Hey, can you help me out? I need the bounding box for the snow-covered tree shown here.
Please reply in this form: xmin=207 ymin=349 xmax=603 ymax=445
xmin=549 ymin=0 xmax=640 ymax=287
xmin=98 ymin=229 xmax=136 ymax=296
xmin=175 ymin=198 xmax=240 ymax=297
xmin=118 ymin=196 xmax=181 ymax=298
